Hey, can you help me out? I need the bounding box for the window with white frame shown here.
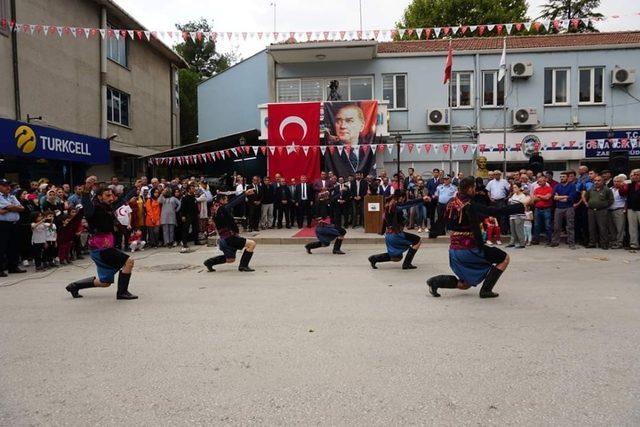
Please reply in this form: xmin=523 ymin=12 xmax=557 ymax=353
xmin=544 ymin=68 xmax=570 ymax=105
xmin=383 ymin=74 xmax=407 ymax=109
xmin=579 ymin=67 xmax=604 ymax=104
xmin=276 ymin=79 xmax=301 ymax=102
xmin=107 ymin=87 xmax=130 ymax=127
xmin=482 ymin=71 xmax=505 ymax=107
xmin=449 ymin=72 xmax=473 ymax=108
xmin=276 ymin=76 xmax=373 ymax=102
xmin=0 ymin=0 xmax=9 ymax=37
xmin=107 ymin=23 xmax=128 ymax=67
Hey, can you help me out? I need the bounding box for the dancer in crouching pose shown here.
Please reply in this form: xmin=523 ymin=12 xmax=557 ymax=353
xmin=305 ymin=216 xmax=346 ymax=254
xmin=368 ymin=190 xmax=431 ymax=270
xmin=427 ymin=176 xmax=524 ymax=298
xmin=204 ymin=189 xmax=257 ymax=272
xmin=66 ymin=177 xmax=138 ymax=300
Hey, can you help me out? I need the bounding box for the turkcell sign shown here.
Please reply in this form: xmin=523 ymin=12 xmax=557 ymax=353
xmin=0 ymin=118 xmax=110 ymax=164
xmin=585 ymin=130 xmax=640 ymax=158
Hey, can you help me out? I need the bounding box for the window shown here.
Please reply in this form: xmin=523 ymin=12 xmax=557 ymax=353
xmin=301 ymin=79 xmax=323 ymax=101
xmin=0 ymin=0 xmax=9 ymax=37
xmin=277 ymin=79 xmax=301 ymax=102
xmin=482 ymin=71 xmax=505 ymax=107
xmin=544 ymin=68 xmax=570 ymax=105
xmin=107 ymin=23 xmax=127 ymax=67
xmin=107 ymin=87 xmax=130 ymax=127
xmin=276 ymin=76 xmax=373 ymax=102
xmin=349 ymin=76 xmax=374 ymax=100
xmin=383 ymin=74 xmax=407 ymax=109
xmin=579 ymin=67 xmax=604 ymax=104
xmin=449 ymin=72 xmax=473 ymax=108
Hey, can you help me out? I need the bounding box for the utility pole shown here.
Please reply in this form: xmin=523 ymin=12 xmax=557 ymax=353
xmin=270 ymin=2 xmax=277 ymax=33
xmin=359 ymin=0 xmax=363 ymax=33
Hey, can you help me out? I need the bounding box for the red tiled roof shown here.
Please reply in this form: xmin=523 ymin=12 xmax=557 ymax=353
xmin=377 ymin=31 xmax=640 ymax=54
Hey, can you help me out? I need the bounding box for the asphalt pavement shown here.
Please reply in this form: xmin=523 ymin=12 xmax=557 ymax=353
xmin=1 ymin=243 xmax=639 ymax=425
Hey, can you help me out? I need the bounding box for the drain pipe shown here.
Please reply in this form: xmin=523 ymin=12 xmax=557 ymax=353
xmin=10 ymin=0 xmax=21 ymax=120
xmin=100 ymin=6 xmax=107 ymax=138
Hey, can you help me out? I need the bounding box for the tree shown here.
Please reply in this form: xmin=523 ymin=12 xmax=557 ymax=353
xmin=538 ymin=0 xmax=602 ymax=32
xmin=174 ymin=19 xmax=237 ymax=145
xmin=398 ymin=0 xmax=528 ymax=32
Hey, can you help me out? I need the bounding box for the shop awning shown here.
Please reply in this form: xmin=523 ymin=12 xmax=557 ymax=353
xmin=140 ymin=129 xmax=261 ymax=159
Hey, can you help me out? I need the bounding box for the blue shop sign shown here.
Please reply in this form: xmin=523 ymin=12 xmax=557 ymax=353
xmin=585 ymin=130 xmax=640 ymax=158
xmin=0 ymin=118 xmax=110 ymax=164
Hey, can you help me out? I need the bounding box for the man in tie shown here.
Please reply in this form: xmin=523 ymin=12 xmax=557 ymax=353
xmin=313 ymin=171 xmax=328 ymax=195
xmin=352 ymin=171 xmax=367 ymax=228
xmin=295 ymin=175 xmax=314 ymax=228
xmin=323 ymin=103 xmax=375 ymax=178
xmin=274 ymin=176 xmax=292 ymax=229
xmin=288 ymin=178 xmax=297 ymax=228
xmin=332 ymin=176 xmax=352 ymax=227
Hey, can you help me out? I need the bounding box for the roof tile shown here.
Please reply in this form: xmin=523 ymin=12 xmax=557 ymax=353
xmin=377 ymin=31 xmax=640 ymax=54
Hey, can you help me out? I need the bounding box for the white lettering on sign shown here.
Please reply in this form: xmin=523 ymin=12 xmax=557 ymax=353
xmin=39 ymin=136 xmax=92 ymax=156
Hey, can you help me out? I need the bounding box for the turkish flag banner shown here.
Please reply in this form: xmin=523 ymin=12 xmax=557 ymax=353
xmin=267 ymin=102 xmax=321 ymax=181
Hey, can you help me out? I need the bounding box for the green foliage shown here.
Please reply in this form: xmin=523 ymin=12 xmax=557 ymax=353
xmin=178 ymin=69 xmax=200 ymax=146
xmin=398 ymin=0 xmax=529 ymax=30
xmin=538 ymin=0 xmax=602 ymax=32
xmin=174 ymin=19 xmax=237 ymax=145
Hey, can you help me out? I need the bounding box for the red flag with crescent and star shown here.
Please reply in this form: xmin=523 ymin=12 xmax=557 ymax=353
xmin=268 ymin=102 xmax=321 ymax=181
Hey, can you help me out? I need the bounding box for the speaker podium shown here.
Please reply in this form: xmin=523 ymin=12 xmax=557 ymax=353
xmin=364 ymin=195 xmax=384 ymax=234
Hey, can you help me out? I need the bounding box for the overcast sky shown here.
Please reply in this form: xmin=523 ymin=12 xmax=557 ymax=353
xmin=113 ymin=0 xmax=637 ymax=60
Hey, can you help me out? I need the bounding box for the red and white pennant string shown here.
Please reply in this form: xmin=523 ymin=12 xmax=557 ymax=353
xmin=1 ymin=13 xmax=638 ymax=45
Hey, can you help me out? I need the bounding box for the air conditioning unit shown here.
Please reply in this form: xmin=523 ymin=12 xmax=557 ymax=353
xmin=427 ymin=108 xmax=450 ymax=127
xmin=513 ymin=108 xmax=538 ymax=126
xmin=611 ymin=67 xmax=636 ymax=86
xmin=511 ymin=62 xmax=533 ymax=79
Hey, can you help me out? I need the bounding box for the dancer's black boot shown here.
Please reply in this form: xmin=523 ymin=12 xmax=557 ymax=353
xmin=402 ymin=247 xmax=418 ymax=270
xmin=204 ymin=255 xmax=226 ymax=272
xmin=479 ymin=267 xmax=503 ymax=299
xmin=65 ymin=277 xmax=95 ymax=298
xmin=332 ymin=239 xmax=345 ymax=255
xmin=116 ymin=272 xmax=138 ymax=300
xmin=238 ymin=250 xmax=255 ymax=272
xmin=368 ymin=253 xmax=391 ymax=269
xmin=305 ymin=241 xmax=323 ymax=254
xmin=426 ymin=275 xmax=459 ymax=297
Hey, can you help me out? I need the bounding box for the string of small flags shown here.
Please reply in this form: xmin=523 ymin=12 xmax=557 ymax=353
xmin=1 ymin=13 xmax=639 ymax=45
xmin=145 ymin=139 xmax=624 ymax=166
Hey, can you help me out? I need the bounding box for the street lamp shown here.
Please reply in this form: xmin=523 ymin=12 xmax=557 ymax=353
xmin=395 ymin=133 xmax=402 ymax=179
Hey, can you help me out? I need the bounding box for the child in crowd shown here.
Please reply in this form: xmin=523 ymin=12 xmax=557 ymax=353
xmin=524 ymin=210 xmax=533 ymax=246
xmin=57 ymin=208 xmax=83 ymax=265
xmin=129 ymin=229 xmax=146 ymax=252
xmin=31 ymin=212 xmax=49 ymax=271
xmin=44 ymin=212 xmax=58 ymax=267
xmin=483 ymin=216 xmax=502 ymax=245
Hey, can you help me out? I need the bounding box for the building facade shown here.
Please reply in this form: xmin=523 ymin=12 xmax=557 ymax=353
xmin=198 ymin=32 xmax=640 ymax=177
xmin=0 ymin=0 xmax=184 ymax=184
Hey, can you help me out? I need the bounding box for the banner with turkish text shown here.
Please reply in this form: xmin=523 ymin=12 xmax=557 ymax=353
xmin=267 ymin=102 xmax=321 ymax=181
xmin=323 ymin=100 xmax=378 ymax=178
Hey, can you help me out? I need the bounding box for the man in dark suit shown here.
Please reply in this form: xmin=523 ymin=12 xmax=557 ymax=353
xmin=246 ymin=176 xmax=263 ymax=232
xmin=295 ymin=175 xmax=314 ymax=228
xmin=288 ymin=178 xmax=298 ymax=227
xmin=274 ymin=177 xmax=292 ymax=229
xmin=332 ymin=177 xmax=352 ymax=227
xmin=426 ymin=168 xmax=441 ymax=230
xmin=351 ymin=171 xmax=368 ymax=228
xmin=313 ymin=171 xmax=329 ymax=194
